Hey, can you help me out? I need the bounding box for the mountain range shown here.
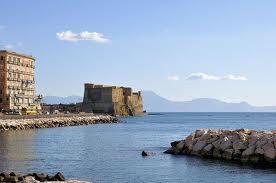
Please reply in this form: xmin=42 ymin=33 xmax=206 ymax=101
xmin=42 ymin=95 xmax=83 ymax=105
xmin=42 ymin=91 xmax=276 ymax=112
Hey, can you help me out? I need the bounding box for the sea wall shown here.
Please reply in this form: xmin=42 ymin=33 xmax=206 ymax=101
xmin=165 ymin=129 xmax=276 ymax=165
xmin=0 ymin=115 xmax=118 ymax=131
xmin=0 ymin=171 xmax=90 ymax=183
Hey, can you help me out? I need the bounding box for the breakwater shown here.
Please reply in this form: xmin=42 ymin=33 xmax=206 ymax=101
xmin=0 ymin=171 xmax=89 ymax=183
xmin=165 ymin=129 xmax=276 ymax=165
xmin=0 ymin=114 xmax=118 ymax=131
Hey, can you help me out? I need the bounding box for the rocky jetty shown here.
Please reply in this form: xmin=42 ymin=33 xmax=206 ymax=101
xmin=0 ymin=115 xmax=118 ymax=132
xmin=165 ymin=129 xmax=276 ymax=165
xmin=0 ymin=172 xmax=90 ymax=183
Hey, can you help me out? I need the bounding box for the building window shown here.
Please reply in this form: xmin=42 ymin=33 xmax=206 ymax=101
xmin=8 ymin=56 xmax=12 ymax=61
xmin=0 ymin=56 xmax=4 ymax=61
xmin=0 ymin=98 xmax=2 ymax=103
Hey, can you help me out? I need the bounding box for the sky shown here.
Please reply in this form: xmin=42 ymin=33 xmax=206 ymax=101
xmin=1 ymin=0 xmax=276 ymax=106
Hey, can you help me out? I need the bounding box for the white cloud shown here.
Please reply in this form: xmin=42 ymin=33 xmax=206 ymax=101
xmin=167 ymin=75 xmax=179 ymax=81
xmin=3 ymin=44 xmax=13 ymax=49
xmin=186 ymin=73 xmax=247 ymax=81
xmin=56 ymin=30 xmax=110 ymax=43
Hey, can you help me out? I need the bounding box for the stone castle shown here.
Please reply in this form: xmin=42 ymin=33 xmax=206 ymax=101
xmin=82 ymin=83 xmax=143 ymax=116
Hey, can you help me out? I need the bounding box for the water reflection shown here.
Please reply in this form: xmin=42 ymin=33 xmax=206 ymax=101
xmin=0 ymin=130 xmax=35 ymax=173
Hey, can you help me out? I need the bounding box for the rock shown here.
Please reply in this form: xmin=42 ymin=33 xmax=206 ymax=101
xmin=212 ymin=138 xmax=222 ymax=149
xmin=193 ymin=140 xmax=207 ymax=152
xmin=176 ymin=140 xmax=185 ymax=151
xmin=185 ymin=135 xmax=196 ymax=151
xmin=195 ymin=129 xmax=208 ymax=138
xmin=9 ymin=172 xmax=16 ymax=176
xmin=18 ymin=176 xmax=24 ymax=181
xmin=33 ymin=173 xmax=48 ymax=181
xmin=53 ymin=172 xmax=65 ymax=181
xmin=256 ymin=140 xmax=267 ymax=148
xmin=222 ymin=149 xmax=234 ymax=160
xmin=239 ymin=133 xmax=248 ymax=141
xmin=213 ymin=148 xmax=221 ymax=158
xmin=199 ymin=133 xmax=212 ymax=141
xmin=233 ymin=149 xmax=241 ymax=160
xmin=142 ymin=150 xmax=153 ymax=156
xmin=23 ymin=176 xmax=39 ymax=183
xmin=233 ymin=140 xmax=248 ymax=151
xmin=255 ymin=147 xmax=264 ymax=155
xmin=203 ymin=144 xmax=213 ymax=152
xmin=170 ymin=140 xmax=181 ymax=147
xmin=262 ymin=142 xmax=276 ymax=160
xmin=206 ymin=136 xmax=219 ymax=143
xmin=163 ymin=148 xmax=174 ymax=154
xmin=219 ymin=137 xmax=232 ymax=151
xmin=0 ymin=172 xmax=10 ymax=178
xmin=242 ymin=145 xmax=256 ymax=156
xmin=3 ymin=175 xmax=18 ymax=182
xmin=0 ymin=176 xmax=4 ymax=182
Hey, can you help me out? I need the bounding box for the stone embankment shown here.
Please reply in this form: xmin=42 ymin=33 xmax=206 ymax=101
xmin=0 ymin=172 xmax=90 ymax=183
xmin=0 ymin=115 xmax=118 ymax=131
xmin=165 ymin=129 xmax=276 ymax=165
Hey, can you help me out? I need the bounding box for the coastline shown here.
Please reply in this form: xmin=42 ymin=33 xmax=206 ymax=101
xmin=0 ymin=114 xmax=118 ymax=131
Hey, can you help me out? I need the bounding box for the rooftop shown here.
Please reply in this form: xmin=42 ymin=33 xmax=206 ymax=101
xmin=0 ymin=50 xmax=35 ymax=60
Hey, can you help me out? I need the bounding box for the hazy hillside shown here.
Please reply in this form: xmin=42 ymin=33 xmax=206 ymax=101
xmin=43 ymin=91 xmax=276 ymax=112
xmin=142 ymin=91 xmax=276 ymax=112
xmin=42 ymin=95 xmax=83 ymax=104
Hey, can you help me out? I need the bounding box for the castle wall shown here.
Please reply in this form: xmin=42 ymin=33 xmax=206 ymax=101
xmin=82 ymin=84 xmax=143 ymax=116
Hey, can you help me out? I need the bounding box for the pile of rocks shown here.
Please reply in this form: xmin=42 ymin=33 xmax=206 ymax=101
xmin=165 ymin=129 xmax=276 ymax=165
xmin=0 ymin=172 xmax=76 ymax=182
xmin=0 ymin=115 xmax=118 ymax=131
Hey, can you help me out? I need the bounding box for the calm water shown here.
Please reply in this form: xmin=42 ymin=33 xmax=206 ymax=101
xmin=0 ymin=113 xmax=276 ymax=183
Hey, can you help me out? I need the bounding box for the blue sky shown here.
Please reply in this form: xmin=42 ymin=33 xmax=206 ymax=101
xmin=1 ymin=0 xmax=276 ymax=106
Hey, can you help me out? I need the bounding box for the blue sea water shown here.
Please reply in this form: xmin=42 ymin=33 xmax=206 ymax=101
xmin=0 ymin=113 xmax=276 ymax=183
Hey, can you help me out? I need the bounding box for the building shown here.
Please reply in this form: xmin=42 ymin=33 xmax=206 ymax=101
xmin=41 ymin=103 xmax=82 ymax=114
xmin=0 ymin=50 xmax=41 ymax=112
xmin=82 ymin=83 xmax=143 ymax=116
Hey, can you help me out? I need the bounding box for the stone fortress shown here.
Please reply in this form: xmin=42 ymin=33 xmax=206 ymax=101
xmin=82 ymin=83 xmax=143 ymax=116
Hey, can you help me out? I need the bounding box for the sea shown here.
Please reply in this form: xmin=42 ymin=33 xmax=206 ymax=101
xmin=0 ymin=113 xmax=276 ymax=183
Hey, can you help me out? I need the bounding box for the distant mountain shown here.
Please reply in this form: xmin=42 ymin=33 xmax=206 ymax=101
xmin=43 ymin=91 xmax=276 ymax=112
xmin=42 ymin=95 xmax=82 ymax=104
xmin=142 ymin=91 xmax=276 ymax=112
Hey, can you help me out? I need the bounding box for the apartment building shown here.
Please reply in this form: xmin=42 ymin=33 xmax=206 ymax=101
xmin=0 ymin=50 xmax=41 ymax=111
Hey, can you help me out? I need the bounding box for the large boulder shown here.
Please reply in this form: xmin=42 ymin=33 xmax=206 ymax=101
xmin=262 ymin=142 xmax=276 ymax=160
xmin=219 ymin=137 xmax=232 ymax=151
xmin=233 ymin=140 xmax=248 ymax=151
xmin=51 ymin=172 xmax=65 ymax=181
xmin=142 ymin=150 xmax=153 ymax=157
xmin=192 ymin=140 xmax=207 ymax=152
xmin=242 ymin=145 xmax=256 ymax=157
xmin=33 ymin=173 xmax=48 ymax=182
xmin=195 ymin=129 xmax=208 ymax=138
xmin=222 ymin=149 xmax=234 ymax=160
